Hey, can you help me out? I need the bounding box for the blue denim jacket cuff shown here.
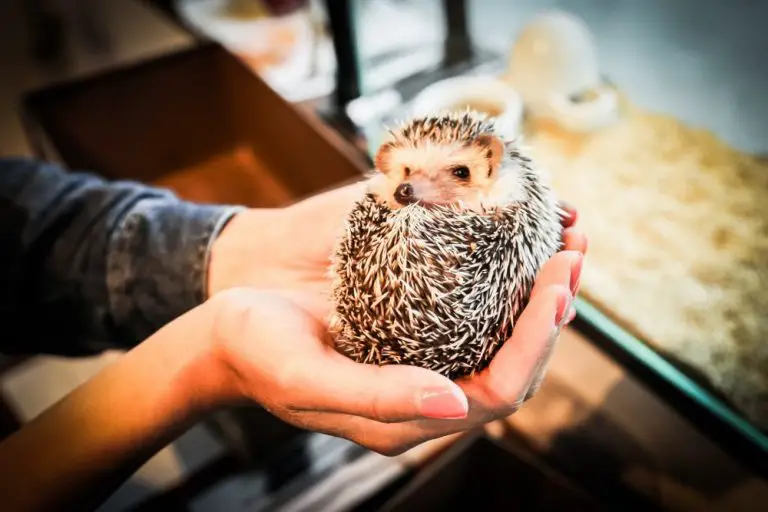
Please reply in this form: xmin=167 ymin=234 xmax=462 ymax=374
xmin=106 ymin=197 xmax=246 ymax=345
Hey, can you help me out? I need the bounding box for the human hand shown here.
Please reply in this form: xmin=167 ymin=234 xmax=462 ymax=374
xmin=205 ymin=253 xmax=577 ymax=456
xmin=0 ymin=181 xmax=584 ymax=512
xmin=204 ymin=178 xmax=587 ymax=455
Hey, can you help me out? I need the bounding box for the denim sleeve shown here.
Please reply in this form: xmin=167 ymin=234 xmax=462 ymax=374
xmin=0 ymin=157 xmax=245 ymax=356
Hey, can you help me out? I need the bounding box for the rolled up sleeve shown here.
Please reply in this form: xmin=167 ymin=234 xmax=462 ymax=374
xmin=0 ymin=157 xmax=244 ymax=356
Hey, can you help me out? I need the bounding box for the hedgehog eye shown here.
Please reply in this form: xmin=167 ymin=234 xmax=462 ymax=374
xmin=452 ymin=166 xmax=470 ymax=180
xmin=404 ymin=166 xmax=411 ymax=177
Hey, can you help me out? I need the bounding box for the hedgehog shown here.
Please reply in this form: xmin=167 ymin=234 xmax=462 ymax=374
xmin=328 ymin=110 xmax=565 ymax=380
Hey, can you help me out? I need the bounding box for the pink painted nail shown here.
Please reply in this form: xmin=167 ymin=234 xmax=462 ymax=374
xmin=420 ymin=387 xmax=468 ymax=419
xmin=570 ymin=253 xmax=583 ymax=295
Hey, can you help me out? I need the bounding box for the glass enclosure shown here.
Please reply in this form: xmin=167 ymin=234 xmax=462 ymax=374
xmin=342 ymin=0 xmax=768 ymax=460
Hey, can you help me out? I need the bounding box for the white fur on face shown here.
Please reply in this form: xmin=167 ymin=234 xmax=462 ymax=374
xmin=367 ymin=171 xmax=401 ymax=210
xmin=387 ymin=142 xmax=487 ymax=180
xmin=370 ymin=142 xmax=528 ymax=212
xmin=479 ymin=161 xmax=529 ymax=207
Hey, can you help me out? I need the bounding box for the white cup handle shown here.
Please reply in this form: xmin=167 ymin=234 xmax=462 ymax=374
xmin=546 ymin=87 xmax=620 ymax=132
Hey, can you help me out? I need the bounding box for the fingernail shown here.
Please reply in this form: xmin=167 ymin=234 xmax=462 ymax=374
xmin=558 ymin=200 xmax=576 ymax=222
xmin=420 ymin=386 xmax=468 ymax=419
xmin=570 ymin=253 xmax=583 ymax=295
xmin=555 ymin=291 xmax=572 ymax=327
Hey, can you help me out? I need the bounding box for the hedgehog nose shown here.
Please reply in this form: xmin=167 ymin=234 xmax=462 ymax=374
xmin=394 ymin=183 xmax=415 ymax=205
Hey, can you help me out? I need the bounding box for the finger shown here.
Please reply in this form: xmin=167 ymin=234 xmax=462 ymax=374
xmin=558 ymin=200 xmax=578 ymax=228
xmin=484 ymin=285 xmax=572 ymax=406
xmin=286 ymin=350 xmax=469 ymax=423
xmin=562 ymin=227 xmax=588 ymax=254
xmin=531 ymin=250 xmax=582 ymax=299
xmin=283 ymin=380 xmax=549 ymax=455
xmin=523 ymin=299 xmax=573 ymax=402
xmin=286 ymin=403 xmax=492 ymax=457
xmin=516 ymin=281 xmax=576 ymax=402
xmin=278 ymin=408 xmax=437 ymax=457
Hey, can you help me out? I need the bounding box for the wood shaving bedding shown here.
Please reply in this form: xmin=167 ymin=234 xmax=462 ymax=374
xmin=523 ymin=103 xmax=768 ymax=430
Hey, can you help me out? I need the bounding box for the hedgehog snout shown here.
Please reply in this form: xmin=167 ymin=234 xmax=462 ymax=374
xmin=394 ymin=183 xmax=416 ymax=205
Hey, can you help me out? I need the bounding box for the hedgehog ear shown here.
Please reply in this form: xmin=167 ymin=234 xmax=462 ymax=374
xmin=374 ymin=142 xmax=395 ymax=174
xmin=475 ymin=134 xmax=505 ymax=175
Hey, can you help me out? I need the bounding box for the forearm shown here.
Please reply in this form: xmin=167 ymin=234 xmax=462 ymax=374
xmin=0 ymin=157 xmax=243 ymax=355
xmin=0 ymin=303 xmax=227 ymax=512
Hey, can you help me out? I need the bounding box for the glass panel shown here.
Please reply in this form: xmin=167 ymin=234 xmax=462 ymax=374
xmin=347 ymin=0 xmax=768 ymax=450
xmin=350 ymin=0 xmax=446 ymax=95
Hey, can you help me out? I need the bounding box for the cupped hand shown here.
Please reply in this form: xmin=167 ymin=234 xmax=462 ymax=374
xmin=203 ymin=180 xmax=588 ymax=455
xmin=206 ymin=249 xmax=580 ymax=456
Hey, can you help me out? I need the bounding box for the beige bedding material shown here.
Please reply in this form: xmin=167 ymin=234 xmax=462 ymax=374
xmin=523 ymin=103 xmax=768 ymax=430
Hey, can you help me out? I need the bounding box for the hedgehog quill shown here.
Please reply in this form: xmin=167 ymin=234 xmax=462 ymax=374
xmin=329 ymin=110 xmax=565 ymax=380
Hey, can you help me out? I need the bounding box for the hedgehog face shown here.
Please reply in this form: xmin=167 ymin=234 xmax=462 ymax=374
xmin=372 ymin=135 xmax=509 ymax=211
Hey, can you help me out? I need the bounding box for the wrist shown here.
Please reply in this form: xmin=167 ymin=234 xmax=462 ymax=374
xmin=131 ymin=302 xmax=239 ymax=420
xmin=206 ymin=207 xmax=289 ymax=299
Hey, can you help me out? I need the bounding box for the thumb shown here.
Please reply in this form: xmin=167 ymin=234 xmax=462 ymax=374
xmin=485 ymin=284 xmax=572 ymax=403
xmin=287 ymin=351 xmax=469 ymax=423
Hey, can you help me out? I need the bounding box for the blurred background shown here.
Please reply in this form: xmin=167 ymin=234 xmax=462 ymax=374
xmin=0 ymin=1 xmax=766 ymax=511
